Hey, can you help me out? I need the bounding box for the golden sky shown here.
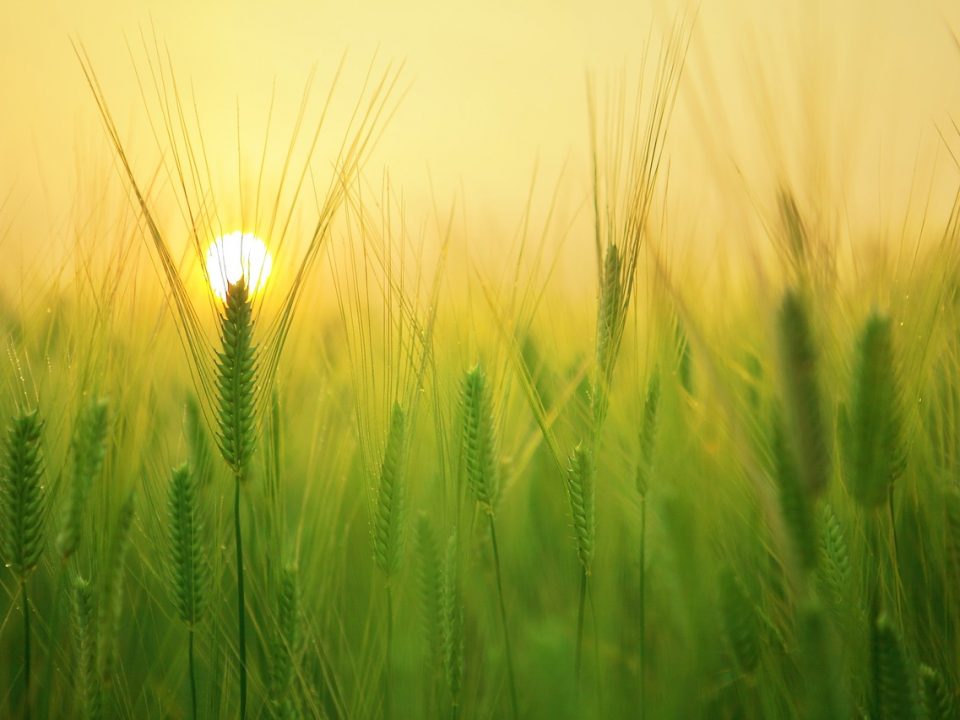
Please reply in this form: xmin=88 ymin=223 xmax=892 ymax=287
xmin=1 ymin=0 xmax=958 ymax=278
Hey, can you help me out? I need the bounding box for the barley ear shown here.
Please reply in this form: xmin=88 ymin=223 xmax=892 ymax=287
xmin=845 ymin=313 xmax=904 ymax=508
xmin=771 ymin=405 xmax=817 ymax=571
xmin=635 ymin=370 xmax=660 ymax=496
xmin=440 ymin=534 xmax=464 ymax=705
xmin=168 ymin=464 xmax=209 ymax=627
xmin=776 ymin=289 xmax=830 ymax=498
xmin=595 ymin=243 xmax=622 ymax=383
xmin=919 ymin=665 xmax=955 ymax=720
xmin=58 ymin=399 xmax=108 ymax=560
xmin=872 ymin=614 xmax=918 ymax=720
xmin=415 ymin=514 xmax=442 ymax=663
xmin=71 ymin=574 xmax=101 ymax=720
xmin=269 ymin=565 xmax=302 ymax=718
xmin=719 ymin=567 xmax=760 ymax=675
xmin=779 ymin=189 xmax=807 ymax=269
xmin=565 ymin=444 xmax=595 ymax=576
xmin=215 ymin=278 xmax=258 ymax=481
xmin=98 ymin=490 xmax=136 ymax=684
xmin=0 ymin=409 xmax=46 ymax=578
xmin=816 ymin=504 xmax=852 ymax=618
xmin=461 ymin=365 xmax=499 ymax=512
xmin=373 ymin=402 xmax=408 ymax=577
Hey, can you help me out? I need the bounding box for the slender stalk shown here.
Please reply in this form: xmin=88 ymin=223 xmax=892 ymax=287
xmin=488 ymin=515 xmax=519 ymax=720
xmin=40 ymin=570 xmax=65 ymax=720
xmin=886 ymin=490 xmax=904 ymax=624
xmin=588 ymin=579 xmax=601 ymax=711
xmin=385 ymin=583 xmax=393 ymax=720
xmin=638 ymin=496 xmax=646 ymax=720
xmin=23 ymin=578 xmax=31 ymax=720
xmin=565 ymin=444 xmax=594 ymax=695
xmin=868 ymin=513 xmax=882 ymax=720
xmin=234 ymin=476 xmax=247 ymax=718
xmin=575 ymin=570 xmax=587 ymax=691
xmin=189 ymin=628 xmax=198 ymax=720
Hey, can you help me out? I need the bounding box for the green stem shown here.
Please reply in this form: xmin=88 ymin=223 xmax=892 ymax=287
xmin=488 ymin=515 xmax=519 ymax=720
xmin=638 ymin=496 xmax=646 ymax=720
xmin=235 ymin=475 xmax=247 ymax=719
xmin=385 ymin=583 xmax=393 ymax=720
xmin=40 ymin=569 xmax=65 ymax=720
xmin=189 ymin=627 xmax=198 ymax=720
xmin=575 ymin=569 xmax=587 ymax=693
xmin=23 ymin=578 xmax=31 ymax=720
xmin=886 ymin=490 xmax=904 ymax=625
xmin=589 ymin=579 xmax=601 ymax=711
xmin=867 ymin=511 xmax=882 ymax=720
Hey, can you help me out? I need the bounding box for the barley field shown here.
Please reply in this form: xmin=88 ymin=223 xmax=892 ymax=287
xmin=1 ymin=2 xmax=960 ymax=718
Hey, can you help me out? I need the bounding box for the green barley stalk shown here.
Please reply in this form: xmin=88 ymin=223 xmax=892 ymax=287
xmin=719 ymin=568 xmax=760 ymax=676
xmin=98 ymin=489 xmax=135 ymax=687
xmin=776 ymin=289 xmax=830 ymax=500
xmin=593 ymin=243 xmax=622 ymax=427
xmin=918 ymin=665 xmax=955 ymax=720
xmin=565 ymin=443 xmax=594 ymax=689
xmin=374 ymin=403 xmax=408 ymax=578
xmin=214 ymin=278 xmax=258 ymax=718
xmin=71 ymin=575 xmax=101 ymax=720
xmin=843 ymin=314 xmax=904 ymax=621
xmin=460 ymin=364 xmax=518 ymax=719
xmin=415 ymin=514 xmax=442 ymax=669
xmin=843 ymin=313 xmax=904 ymax=509
xmin=778 ymin=189 xmax=808 ymax=273
xmin=167 ymin=464 xmax=210 ymax=720
xmin=797 ymin=600 xmax=847 ymax=720
xmin=415 ymin=513 xmax=443 ymax=715
xmin=771 ymin=405 xmax=817 ymax=574
xmin=57 ymin=399 xmax=108 ymax=560
xmin=816 ymin=504 xmax=853 ymax=620
xmin=0 ymin=409 xmax=45 ymax=720
xmin=373 ymin=402 xmax=408 ymax=719
xmin=440 ymin=533 xmax=464 ymax=719
xmin=871 ymin=614 xmax=917 ymax=720
xmin=635 ymin=369 xmax=659 ymax=720
xmin=635 ymin=370 xmax=660 ymax=498
xmin=43 ymin=398 xmax=107 ymax=720
xmin=579 ymin=247 xmax=621 ymax=695
xmin=461 ymin=365 xmax=500 ymax=512
xmin=566 ymin=444 xmax=595 ymax=578
xmin=269 ymin=566 xmax=302 ymax=719
xmin=561 ymin=21 xmax=688 ymax=700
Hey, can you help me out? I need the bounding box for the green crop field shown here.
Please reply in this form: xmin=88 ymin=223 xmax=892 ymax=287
xmin=1 ymin=11 xmax=959 ymax=720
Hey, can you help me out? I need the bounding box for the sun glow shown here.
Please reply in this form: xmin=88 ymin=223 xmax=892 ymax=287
xmin=205 ymin=232 xmax=273 ymax=300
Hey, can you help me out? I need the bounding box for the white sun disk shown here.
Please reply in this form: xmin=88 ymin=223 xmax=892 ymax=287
xmin=206 ymin=232 xmax=273 ymax=300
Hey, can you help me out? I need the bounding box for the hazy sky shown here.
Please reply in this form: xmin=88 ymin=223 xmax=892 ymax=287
xmin=1 ymin=0 xmax=958 ymax=272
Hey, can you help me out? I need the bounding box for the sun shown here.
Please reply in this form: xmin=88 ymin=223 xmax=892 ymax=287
xmin=205 ymin=231 xmax=273 ymax=301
